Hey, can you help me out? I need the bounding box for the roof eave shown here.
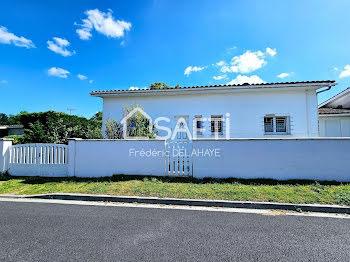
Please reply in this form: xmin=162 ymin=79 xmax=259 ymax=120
xmin=91 ymin=81 xmax=336 ymax=98
xmin=319 ymin=113 xmax=350 ymax=117
xmin=318 ymin=87 xmax=350 ymax=108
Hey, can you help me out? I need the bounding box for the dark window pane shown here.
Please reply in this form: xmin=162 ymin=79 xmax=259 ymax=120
xmin=211 ymin=116 xmax=223 ymax=133
xmin=276 ymin=117 xmax=287 ymax=132
xmin=264 ymin=117 xmax=274 ymax=132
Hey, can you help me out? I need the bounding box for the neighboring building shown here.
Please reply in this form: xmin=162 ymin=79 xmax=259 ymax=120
xmin=319 ymin=87 xmax=350 ymax=137
xmin=0 ymin=125 xmax=24 ymax=138
xmin=91 ymin=80 xmax=336 ymax=139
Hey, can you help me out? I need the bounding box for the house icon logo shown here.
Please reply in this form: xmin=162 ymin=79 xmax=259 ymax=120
xmin=120 ymin=107 xmax=153 ymax=139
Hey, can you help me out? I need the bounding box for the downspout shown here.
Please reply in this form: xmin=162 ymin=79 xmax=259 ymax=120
xmin=316 ymin=84 xmax=333 ymax=95
xmin=315 ymin=84 xmax=335 ymax=136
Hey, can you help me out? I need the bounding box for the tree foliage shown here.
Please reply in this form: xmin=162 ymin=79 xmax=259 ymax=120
xmin=0 ymin=111 xmax=27 ymax=125
xmin=105 ymin=118 xmax=123 ymax=139
xmin=1 ymin=111 xmax=103 ymax=144
xmin=91 ymin=111 xmax=102 ymax=121
xmin=149 ymin=82 xmax=180 ymax=90
xmin=0 ymin=113 xmax=8 ymax=124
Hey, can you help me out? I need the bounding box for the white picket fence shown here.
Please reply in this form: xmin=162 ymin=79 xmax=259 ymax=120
xmin=8 ymin=143 xmax=69 ymax=177
xmin=165 ymin=141 xmax=193 ymax=177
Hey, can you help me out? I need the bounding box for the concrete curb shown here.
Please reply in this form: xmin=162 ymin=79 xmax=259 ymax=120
xmin=1 ymin=193 xmax=350 ymax=214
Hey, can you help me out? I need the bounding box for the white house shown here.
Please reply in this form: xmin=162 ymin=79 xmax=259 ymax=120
xmin=91 ymin=80 xmax=336 ymax=139
xmin=319 ymin=87 xmax=350 ymax=137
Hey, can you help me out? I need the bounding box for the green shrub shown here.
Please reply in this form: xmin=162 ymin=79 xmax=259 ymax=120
xmin=4 ymin=135 xmax=25 ymax=145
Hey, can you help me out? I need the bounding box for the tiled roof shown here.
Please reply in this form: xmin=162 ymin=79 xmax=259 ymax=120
xmin=90 ymin=80 xmax=336 ymax=95
xmin=318 ymin=108 xmax=350 ymax=115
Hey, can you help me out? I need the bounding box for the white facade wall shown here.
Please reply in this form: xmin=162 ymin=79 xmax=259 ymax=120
xmin=102 ymin=89 xmax=319 ymax=138
xmin=319 ymin=115 xmax=350 ymax=137
xmin=193 ymin=138 xmax=350 ymax=181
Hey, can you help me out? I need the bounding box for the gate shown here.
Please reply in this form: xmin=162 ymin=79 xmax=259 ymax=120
xmin=8 ymin=143 xmax=69 ymax=177
xmin=165 ymin=141 xmax=193 ymax=177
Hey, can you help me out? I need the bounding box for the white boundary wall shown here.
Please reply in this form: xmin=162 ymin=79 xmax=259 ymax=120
xmin=68 ymin=139 xmax=166 ymax=177
xmin=1 ymin=138 xmax=350 ymax=181
xmin=192 ymin=138 xmax=350 ymax=181
xmin=0 ymin=139 xmax=12 ymax=172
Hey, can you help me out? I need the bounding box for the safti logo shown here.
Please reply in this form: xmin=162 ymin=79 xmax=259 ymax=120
xmin=120 ymin=107 xmax=153 ymax=140
xmin=120 ymin=107 xmax=231 ymax=140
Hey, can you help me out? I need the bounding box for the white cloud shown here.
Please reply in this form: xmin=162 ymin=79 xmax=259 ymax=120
xmin=76 ymin=9 xmax=131 ymax=40
xmin=277 ymin=72 xmax=292 ymax=79
xmin=184 ymin=66 xmax=206 ymax=76
xmin=0 ymin=26 xmax=35 ymax=48
xmin=76 ymin=28 xmax=91 ymax=40
xmin=129 ymin=86 xmax=139 ymax=90
xmin=266 ymin=47 xmax=277 ymax=57
xmin=1 ymin=80 xmax=8 ymax=84
xmin=89 ymin=80 xmax=94 ymax=84
xmin=221 ymin=50 xmax=266 ymax=74
xmin=213 ymin=74 xmax=227 ymax=80
xmin=333 ymin=66 xmax=339 ymax=72
xmin=48 ymin=67 xmax=70 ymax=78
xmin=339 ymin=65 xmax=350 ymax=79
xmin=47 ymin=37 xmax=75 ymax=57
xmin=215 ymin=60 xmax=226 ymax=67
xmin=77 ymin=74 xmax=88 ymax=80
xmin=226 ymin=75 xmax=264 ymax=85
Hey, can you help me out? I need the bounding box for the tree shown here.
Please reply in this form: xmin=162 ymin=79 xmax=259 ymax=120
xmin=0 ymin=113 xmax=8 ymax=125
xmin=3 ymin=111 xmax=103 ymax=144
xmin=149 ymin=82 xmax=180 ymax=90
xmin=25 ymin=121 xmax=51 ymax=143
xmin=105 ymin=118 xmax=123 ymax=139
xmin=91 ymin=111 xmax=102 ymax=121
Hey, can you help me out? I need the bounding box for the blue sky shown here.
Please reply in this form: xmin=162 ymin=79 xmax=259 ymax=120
xmin=1 ymin=0 xmax=350 ymax=117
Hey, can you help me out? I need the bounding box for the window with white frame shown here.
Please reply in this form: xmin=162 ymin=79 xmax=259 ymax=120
xmin=211 ymin=115 xmax=223 ymax=135
xmin=194 ymin=115 xmax=203 ymax=135
xmin=276 ymin=117 xmax=287 ymax=132
xmin=264 ymin=115 xmax=289 ymax=134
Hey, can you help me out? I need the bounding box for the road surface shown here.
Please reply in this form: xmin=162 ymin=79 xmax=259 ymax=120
xmin=0 ymin=200 xmax=349 ymax=261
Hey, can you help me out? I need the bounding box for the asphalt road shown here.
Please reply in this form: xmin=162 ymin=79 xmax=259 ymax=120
xmin=0 ymin=201 xmax=350 ymax=262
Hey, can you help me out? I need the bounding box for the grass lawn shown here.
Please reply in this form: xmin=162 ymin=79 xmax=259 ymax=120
xmin=1 ymin=173 xmax=350 ymax=206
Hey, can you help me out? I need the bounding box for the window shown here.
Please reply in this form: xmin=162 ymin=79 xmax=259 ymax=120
xmin=211 ymin=115 xmax=223 ymax=134
xmin=264 ymin=117 xmax=274 ymax=132
xmin=177 ymin=122 xmax=187 ymax=139
xmin=264 ymin=115 xmax=289 ymax=134
xmin=194 ymin=115 xmax=203 ymax=135
xmin=174 ymin=115 xmax=189 ymax=140
xmin=276 ymin=117 xmax=287 ymax=132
